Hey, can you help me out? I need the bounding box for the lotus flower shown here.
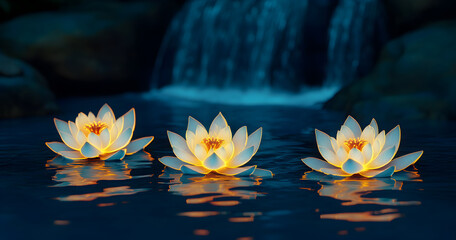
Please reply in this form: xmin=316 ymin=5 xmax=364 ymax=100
xmin=159 ymin=113 xmax=272 ymax=177
xmin=302 ymin=116 xmax=423 ymax=178
xmin=46 ymin=104 xmax=154 ymax=160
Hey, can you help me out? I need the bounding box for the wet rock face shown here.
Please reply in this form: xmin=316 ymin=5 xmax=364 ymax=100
xmin=0 ymin=1 xmax=180 ymax=96
xmin=325 ymin=20 xmax=456 ymax=120
xmin=0 ymin=52 xmax=57 ymax=118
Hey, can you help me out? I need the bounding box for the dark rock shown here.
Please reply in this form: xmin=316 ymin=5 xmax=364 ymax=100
xmin=0 ymin=1 xmax=181 ymax=96
xmin=0 ymin=52 xmax=57 ymax=118
xmin=325 ymin=20 xmax=456 ymax=121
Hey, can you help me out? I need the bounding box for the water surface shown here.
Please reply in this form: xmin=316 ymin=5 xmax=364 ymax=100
xmin=1 ymin=94 xmax=455 ymax=239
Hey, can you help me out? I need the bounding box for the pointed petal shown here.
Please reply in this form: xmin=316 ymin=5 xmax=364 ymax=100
xmin=187 ymin=116 xmax=206 ymax=133
xmin=361 ymin=125 xmax=375 ymax=144
xmin=344 ymin=116 xmax=362 ymax=138
xmin=80 ymin=142 xmax=101 ymax=158
xmin=125 ymin=136 xmax=154 ymax=155
xmin=369 ymin=118 xmax=379 ymax=137
xmin=60 ymin=131 xmax=81 ymax=150
xmin=217 ymin=126 xmax=232 ymax=143
xmin=110 ymin=117 xmax=124 ymax=142
xmin=87 ymin=132 xmax=102 ymax=150
xmin=318 ymin=146 xmax=341 ymax=167
xmin=348 ymin=148 xmax=364 ymax=165
xmin=209 ymin=112 xmax=228 ymax=136
xmin=251 ymin=168 xmax=274 ymax=178
xmin=75 ymin=113 xmax=90 ymax=134
xmin=217 ymin=166 xmax=256 ymax=176
xmin=341 ymin=159 xmax=363 ymax=174
xmin=315 ymin=129 xmax=333 ymax=152
xmin=168 ymin=131 xmax=200 ymax=165
xmin=88 ymin=112 xmax=96 ymax=122
xmin=360 ymin=166 xmax=396 ymax=178
xmin=367 ymin=146 xmax=396 ymax=169
xmin=46 ymin=142 xmax=73 ymax=154
xmin=384 ymin=126 xmax=401 ymax=151
xmin=246 ymin=127 xmax=262 ymax=154
xmin=105 ymin=128 xmax=133 ymax=153
xmin=301 ymin=157 xmax=339 ymax=172
xmin=194 ymin=143 xmax=208 ymax=161
xmin=336 ymin=131 xmax=349 ymax=152
xmin=336 ymin=147 xmax=348 ymax=166
xmin=121 ymin=108 xmax=136 ymax=132
xmin=362 ymin=143 xmax=373 ymax=164
xmin=100 ymin=149 xmax=126 ymax=160
xmin=215 ymin=141 xmax=234 ymax=161
xmin=68 ymin=121 xmax=78 ymax=137
xmin=228 ymin=146 xmax=254 ymax=168
xmin=380 ymin=151 xmax=423 ymax=172
xmin=159 ymin=156 xmax=186 ymax=170
xmin=232 ymin=126 xmax=248 ymax=155
xmin=203 ymin=153 xmax=225 ymax=170
xmin=341 ymin=125 xmax=355 ymax=139
xmin=99 ymin=129 xmax=111 ymax=149
xmin=330 ymin=137 xmax=338 ymax=152
xmin=181 ymin=165 xmax=211 ymax=175
xmin=97 ymin=103 xmax=115 ymax=119
xmin=59 ymin=151 xmax=86 ymax=160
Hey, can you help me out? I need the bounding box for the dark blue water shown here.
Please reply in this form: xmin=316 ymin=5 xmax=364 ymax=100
xmin=1 ymin=94 xmax=455 ymax=239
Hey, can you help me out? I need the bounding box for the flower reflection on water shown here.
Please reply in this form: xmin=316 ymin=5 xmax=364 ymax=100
xmin=302 ymin=170 xmax=421 ymax=222
xmin=159 ymin=171 xmax=265 ymax=222
xmin=46 ymin=151 xmax=153 ymax=201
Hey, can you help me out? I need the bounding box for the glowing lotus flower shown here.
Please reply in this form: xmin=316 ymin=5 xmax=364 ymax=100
xmin=46 ymin=104 xmax=154 ymax=160
xmin=159 ymin=113 xmax=272 ymax=177
xmin=302 ymin=116 xmax=423 ymax=178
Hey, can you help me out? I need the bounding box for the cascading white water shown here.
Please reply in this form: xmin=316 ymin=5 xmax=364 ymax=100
xmin=147 ymin=0 xmax=385 ymax=106
xmin=325 ymin=0 xmax=385 ymax=85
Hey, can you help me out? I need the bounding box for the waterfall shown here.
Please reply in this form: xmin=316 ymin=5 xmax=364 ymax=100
xmin=147 ymin=0 xmax=385 ymax=106
xmin=325 ymin=0 xmax=386 ymax=85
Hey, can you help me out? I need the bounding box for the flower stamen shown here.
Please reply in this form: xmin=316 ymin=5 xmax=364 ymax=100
xmin=344 ymin=138 xmax=368 ymax=150
xmin=85 ymin=121 xmax=108 ymax=135
xmin=202 ymin=137 xmax=224 ymax=150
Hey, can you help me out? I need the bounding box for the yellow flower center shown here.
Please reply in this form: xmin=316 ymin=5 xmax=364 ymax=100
xmin=344 ymin=138 xmax=367 ymax=150
xmin=85 ymin=121 xmax=108 ymax=135
xmin=202 ymin=137 xmax=224 ymax=150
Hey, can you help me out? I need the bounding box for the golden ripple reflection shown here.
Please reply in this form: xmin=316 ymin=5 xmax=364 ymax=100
xmin=302 ymin=170 xmax=421 ymax=222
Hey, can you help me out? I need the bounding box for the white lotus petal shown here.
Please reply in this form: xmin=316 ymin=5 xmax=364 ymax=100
xmin=68 ymin=121 xmax=78 ymax=137
xmin=100 ymin=149 xmax=126 ymax=160
xmin=209 ymin=112 xmax=228 ymax=136
xmin=245 ymin=127 xmax=262 ymax=154
xmin=369 ymin=118 xmax=379 ymax=137
xmin=88 ymin=132 xmax=102 ymax=150
xmin=251 ymin=168 xmax=274 ymax=178
xmin=228 ymin=146 xmax=254 ymax=168
xmin=318 ymin=146 xmax=340 ymax=167
xmin=336 ymin=147 xmax=348 ymax=166
xmin=330 ymin=137 xmax=338 ymax=152
xmin=343 ymin=116 xmax=362 ymax=138
xmin=348 ymin=148 xmax=364 ymax=165
xmin=105 ymin=128 xmax=133 ymax=152
xmin=76 ymin=131 xmax=87 ymax=146
xmin=341 ymin=125 xmax=355 ymax=139
xmin=217 ymin=126 xmax=232 ymax=143
xmin=59 ymin=150 xmax=86 ymax=160
xmin=301 ymin=157 xmax=339 ymax=171
xmin=168 ymin=131 xmax=190 ymax=151
xmin=46 ymin=142 xmax=73 ymax=154
xmin=181 ymin=165 xmax=211 ymax=175
xmin=88 ymin=112 xmax=96 ymax=122
xmin=360 ymin=166 xmax=396 ymax=178
xmin=97 ymin=103 xmax=115 ymax=119
xmin=367 ymin=146 xmax=396 ymax=169
xmin=80 ymin=142 xmax=101 ymax=158
xmin=336 ymin=131 xmax=349 ymax=152
xmin=195 ymin=125 xmax=209 ymax=142
xmin=216 ymin=165 xmax=256 ymax=176
xmin=194 ymin=143 xmax=208 ymax=161
xmin=159 ymin=156 xmax=186 ymax=170
xmin=99 ymin=129 xmax=111 ymax=149
xmin=203 ymin=153 xmax=225 ymax=170
xmin=186 ymin=130 xmax=196 ymax=151
xmin=60 ymin=131 xmax=81 ymax=150
xmin=54 ymin=118 xmax=71 ymax=136
xmin=187 ymin=116 xmax=206 ymax=133
xmin=362 ymin=143 xmax=373 ymax=164
xmin=380 ymin=151 xmax=423 ymax=172
xmin=361 ymin=125 xmax=375 ymax=144
xmin=121 ymin=108 xmax=135 ymax=132
xmin=384 ymin=126 xmax=401 ymax=151
xmin=110 ymin=117 xmax=124 ymax=142
xmin=315 ymin=129 xmax=333 ymax=151
xmin=125 ymin=136 xmax=154 ymax=155
xmin=320 ymin=168 xmax=352 ymax=177
xmin=75 ymin=113 xmax=90 ymax=134
xmin=372 ymin=130 xmax=385 ymax=158
xmin=341 ymin=159 xmax=363 ymax=174
xmin=232 ymin=126 xmax=248 ymax=155
xmin=101 ymin=112 xmax=114 ymax=128
xmin=174 ymin=147 xmax=201 ymax=166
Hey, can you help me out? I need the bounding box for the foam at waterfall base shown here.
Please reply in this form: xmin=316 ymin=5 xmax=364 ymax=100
xmin=144 ymin=86 xmax=340 ymax=107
